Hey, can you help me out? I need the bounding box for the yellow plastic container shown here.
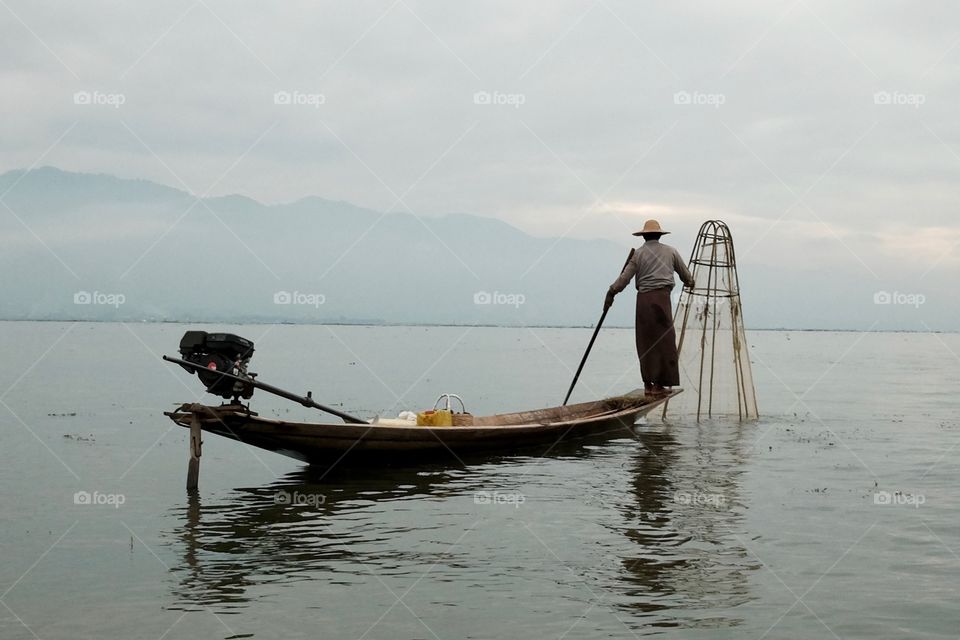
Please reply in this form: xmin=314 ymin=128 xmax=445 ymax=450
xmin=416 ymin=409 xmax=453 ymax=426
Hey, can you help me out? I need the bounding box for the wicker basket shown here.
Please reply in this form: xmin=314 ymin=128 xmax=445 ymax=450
xmin=434 ymin=394 xmax=472 ymax=426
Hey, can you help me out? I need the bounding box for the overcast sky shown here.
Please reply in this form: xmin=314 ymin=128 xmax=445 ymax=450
xmin=3 ymin=0 xmax=959 ymax=326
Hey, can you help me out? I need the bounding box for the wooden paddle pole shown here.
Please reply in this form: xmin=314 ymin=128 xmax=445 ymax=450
xmin=563 ymin=248 xmax=636 ymax=405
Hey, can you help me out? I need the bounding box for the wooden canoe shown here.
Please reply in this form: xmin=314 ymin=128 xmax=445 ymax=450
xmin=164 ymin=389 xmax=679 ymax=465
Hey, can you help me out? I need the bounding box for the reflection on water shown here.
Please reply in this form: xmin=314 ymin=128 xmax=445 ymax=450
xmin=164 ymin=423 xmax=761 ymax=632
xmin=167 ymin=464 xmax=463 ymax=613
xmin=3 ymin=325 xmax=950 ymax=638
xmin=615 ymin=424 xmax=758 ymax=630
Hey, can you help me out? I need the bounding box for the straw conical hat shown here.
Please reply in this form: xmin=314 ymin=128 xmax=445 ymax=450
xmin=632 ymin=219 xmax=670 ymax=236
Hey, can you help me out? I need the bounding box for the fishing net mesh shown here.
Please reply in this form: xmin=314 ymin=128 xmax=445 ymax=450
xmin=663 ymin=221 xmax=758 ymax=420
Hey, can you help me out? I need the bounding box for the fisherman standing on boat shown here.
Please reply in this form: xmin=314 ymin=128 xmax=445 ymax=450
xmin=604 ymin=219 xmax=695 ymax=397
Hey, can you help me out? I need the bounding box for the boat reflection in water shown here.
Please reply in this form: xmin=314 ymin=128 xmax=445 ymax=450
xmin=165 ymin=424 xmax=760 ymax=631
xmin=613 ymin=422 xmax=759 ymax=630
xmin=167 ymin=463 xmax=465 ymax=613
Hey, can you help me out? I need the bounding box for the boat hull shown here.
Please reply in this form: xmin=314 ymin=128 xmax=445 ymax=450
xmin=165 ymin=389 xmax=677 ymax=465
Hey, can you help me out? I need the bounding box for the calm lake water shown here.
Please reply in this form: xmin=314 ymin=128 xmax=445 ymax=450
xmin=0 ymin=322 xmax=957 ymax=639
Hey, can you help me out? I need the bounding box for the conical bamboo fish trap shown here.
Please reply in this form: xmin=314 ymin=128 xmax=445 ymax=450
xmin=663 ymin=220 xmax=758 ymax=421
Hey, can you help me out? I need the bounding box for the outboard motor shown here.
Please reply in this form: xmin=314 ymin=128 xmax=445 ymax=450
xmin=177 ymin=331 xmax=255 ymax=401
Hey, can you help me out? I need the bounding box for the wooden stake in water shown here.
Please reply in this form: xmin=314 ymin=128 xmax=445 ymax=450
xmin=187 ymin=408 xmax=202 ymax=491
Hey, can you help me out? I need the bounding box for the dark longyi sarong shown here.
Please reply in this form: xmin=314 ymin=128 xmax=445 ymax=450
xmin=634 ymin=287 xmax=680 ymax=387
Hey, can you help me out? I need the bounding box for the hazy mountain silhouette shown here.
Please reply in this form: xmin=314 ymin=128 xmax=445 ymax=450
xmin=0 ymin=167 xmax=637 ymax=326
xmin=3 ymin=167 xmax=950 ymax=331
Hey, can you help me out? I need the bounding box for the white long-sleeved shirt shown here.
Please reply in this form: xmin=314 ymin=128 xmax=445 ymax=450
xmin=609 ymin=239 xmax=695 ymax=294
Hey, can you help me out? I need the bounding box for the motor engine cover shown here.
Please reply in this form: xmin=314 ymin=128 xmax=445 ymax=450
xmin=178 ymin=331 xmax=255 ymax=400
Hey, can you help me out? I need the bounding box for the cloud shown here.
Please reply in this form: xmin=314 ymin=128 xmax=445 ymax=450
xmin=1 ymin=0 xmax=959 ymax=300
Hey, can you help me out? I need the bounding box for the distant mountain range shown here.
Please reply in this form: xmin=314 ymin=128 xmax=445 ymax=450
xmin=2 ymin=167 xmax=952 ymax=331
xmin=0 ymin=167 xmax=643 ymax=327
